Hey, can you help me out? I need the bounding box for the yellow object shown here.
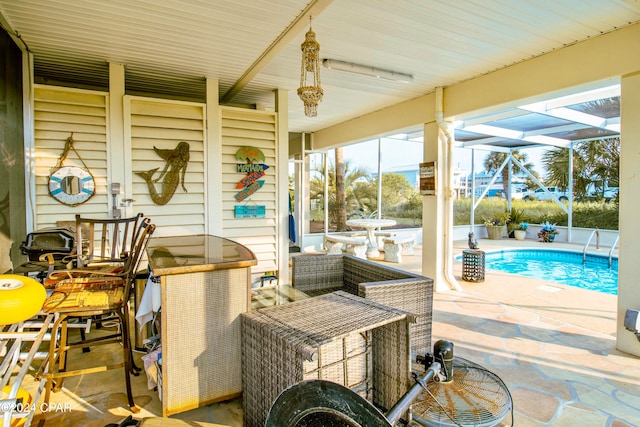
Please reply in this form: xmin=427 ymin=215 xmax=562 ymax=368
xmin=0 ymin=386 xmax=33 ymax=426
xmin=0 ymin=274 xmax=46 ymax=325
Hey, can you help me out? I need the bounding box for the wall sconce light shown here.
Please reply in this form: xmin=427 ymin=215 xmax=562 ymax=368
xmin=323 ymin=59 xmax=414 ymax=83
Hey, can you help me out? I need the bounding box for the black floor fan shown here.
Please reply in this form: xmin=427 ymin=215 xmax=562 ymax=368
xmin=265 ymin=340 xmax=513 ymax=427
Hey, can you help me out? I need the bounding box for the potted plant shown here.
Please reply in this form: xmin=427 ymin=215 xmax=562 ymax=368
xmin=514 ymin=222 xmax=528 ymax=240
xmin=507 ymin=208 xmax=525 ymax=238
xmin=537 ymin=221 xmax=558 ymax=242
xmin=484 ymin=212 xmax=510 ymax=240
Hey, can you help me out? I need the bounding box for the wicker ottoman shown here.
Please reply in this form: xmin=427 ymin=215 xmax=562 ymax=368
xmin=241 ymin=291 xmax=414 ymax=427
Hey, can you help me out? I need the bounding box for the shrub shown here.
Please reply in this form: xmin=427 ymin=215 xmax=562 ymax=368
xmin=453 ymin=199 xmax=618 ymax=230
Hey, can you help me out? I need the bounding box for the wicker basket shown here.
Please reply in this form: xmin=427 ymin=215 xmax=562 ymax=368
xmin=486 ymin=225 xmax=503 ymax=240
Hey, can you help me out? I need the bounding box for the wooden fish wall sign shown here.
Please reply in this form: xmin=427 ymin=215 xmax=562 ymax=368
xmin=136 ymin=141 xmax=190 ymax=205
xmin=234 ymin=146 xmax=267 ymax=203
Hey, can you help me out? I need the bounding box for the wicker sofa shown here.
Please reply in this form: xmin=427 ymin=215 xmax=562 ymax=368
xmin=291 ymin=254 xmax=434 ymax=356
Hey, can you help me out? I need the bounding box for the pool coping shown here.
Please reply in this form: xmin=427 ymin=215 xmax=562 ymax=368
xmin=456 ymin=246 xmax=618 ymax=295
xmin=451 ymin=239 xmax=618 ymax=337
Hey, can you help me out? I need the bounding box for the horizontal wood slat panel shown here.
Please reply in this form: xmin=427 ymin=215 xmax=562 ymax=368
xmin=34 ymin=101 xmax=107 ymax=116
xmin=222 ymin=107 xmax=276 ymax=123
xmin=34 ymin=85 xmax=110 ymax=228
xmin=130 ymin=114 xmax=204 ymax=130
xmin=221 ymin=106 xmax=278 ymax=283
xmin=221 ymin=118 xmax=276 ymax=132
xmin=129 ymin=97 xmax=206 ymax=236
xmin=35 ymin=111 xmax=107 ymax=126
xmin=130 ymin=98 xmax=204 ymax=119
xmin=35 ymin=87 xmax=107 ymax=106
xmin=221 ymin=128 xmax=276 ymax=141
xmin=130 ymin=127 xmax=204 ymax=140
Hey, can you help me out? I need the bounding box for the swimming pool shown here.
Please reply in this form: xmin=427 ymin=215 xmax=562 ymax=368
xmin=461 ymin=248 xmax=618 ymax=295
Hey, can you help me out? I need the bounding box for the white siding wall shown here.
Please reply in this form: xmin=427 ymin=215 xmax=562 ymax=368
xmin=32 ymin=88 xmax=280 ymax=286
xmin=33 ymin=85 xmax=109 ymax=228
xmin=127 ymin=97 xmax=206 ymax=236
xmin=221 ymin=107 xmax=278 ymax=278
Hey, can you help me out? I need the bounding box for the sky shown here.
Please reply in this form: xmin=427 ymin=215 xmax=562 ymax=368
xmin=335 ymin=138 xmax=548 ymax=178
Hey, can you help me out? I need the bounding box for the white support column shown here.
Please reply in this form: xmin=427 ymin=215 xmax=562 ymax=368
xmin=422 ymin=120 xmax=448 ymax=291
xmin=275 ymin=88 xmax=289 ymax=286
xmin=617 ymin=71 xmax=640 ymax=356
xmin=108 ymin=62 xmax=128 ymax=218
xmin=205 ymin=78 xmax=222 ymax=235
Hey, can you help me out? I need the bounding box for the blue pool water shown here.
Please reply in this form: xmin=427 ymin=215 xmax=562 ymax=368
xmin=465 ymin=249 xmax=618 ymax=295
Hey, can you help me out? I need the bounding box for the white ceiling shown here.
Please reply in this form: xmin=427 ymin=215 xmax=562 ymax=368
xmin=1 ymin=0 xmax=639 ymax=137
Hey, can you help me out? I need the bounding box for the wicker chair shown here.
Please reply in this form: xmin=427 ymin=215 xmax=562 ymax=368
xmin=291 ymin=253 xmax=433 ymax=357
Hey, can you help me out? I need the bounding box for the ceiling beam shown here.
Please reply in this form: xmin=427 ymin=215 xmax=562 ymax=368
xmin=538 ymin=84 xmax=620 ymax=110
xmin=220 ymin=0 xmax=333 ymax=104
xmin=0 ymin=9 xmax=29 ymax=52
xmin=456 ymin=108 xmax=530 ymax=127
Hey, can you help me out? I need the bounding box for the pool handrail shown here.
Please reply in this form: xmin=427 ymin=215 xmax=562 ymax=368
xmin=608 ymin=235 xmax=619 ymax=267
xmin=583 ymin=229 xmax=618 ymax=268
xmin=583 ymin=229 xmax=600 ymax=262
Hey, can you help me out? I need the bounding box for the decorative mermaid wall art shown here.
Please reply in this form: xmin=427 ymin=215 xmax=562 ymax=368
xmin=136 ymin=141 xmax=190 ymax=205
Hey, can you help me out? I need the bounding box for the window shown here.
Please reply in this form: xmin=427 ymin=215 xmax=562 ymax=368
xmin=305 ymin=134 xmax=423 ymax=234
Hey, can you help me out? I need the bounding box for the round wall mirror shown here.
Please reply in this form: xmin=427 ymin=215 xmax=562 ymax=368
xmin=48 ymin=166 xmax=95 ymax=206
xmin=61 ymin=175 xmax=82 ymax=195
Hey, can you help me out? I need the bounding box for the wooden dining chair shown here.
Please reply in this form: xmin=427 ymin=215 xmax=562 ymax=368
xmin=38 ymin=213 xmax=156 ymax=413
xmin=42 ymin=213 xmax=143 ymax=281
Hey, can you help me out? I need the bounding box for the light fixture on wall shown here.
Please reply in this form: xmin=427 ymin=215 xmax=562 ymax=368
xmin=298 ymin=17 xmax=323 ymax=117
xmin=323 ymin=59 xmax=414 ymax=83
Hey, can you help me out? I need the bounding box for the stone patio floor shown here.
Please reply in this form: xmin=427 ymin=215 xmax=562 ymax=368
xmin=19 ymin=238 xmax=640 ymax=426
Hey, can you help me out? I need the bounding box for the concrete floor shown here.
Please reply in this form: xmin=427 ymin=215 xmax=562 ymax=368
xmin=13 ymin=237 xmax=640 ymax=426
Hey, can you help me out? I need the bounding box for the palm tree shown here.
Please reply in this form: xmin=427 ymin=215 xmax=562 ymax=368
xmin=335 ymin=147 xmax=347 ymax=231
xmin=541 ymin=147 xmax=574 ymax=190
xmin=352 ymin=173 xmax=415 ymax=217
xmin=309 ymin=154 xmax=371 ymax=231
xmin=582 ymin=137 xmax=619 ymax=189
xmin=483 ymin=149 xmax=535 ymax=198
xmin=542 ymin=137 xmax=619 ymax=199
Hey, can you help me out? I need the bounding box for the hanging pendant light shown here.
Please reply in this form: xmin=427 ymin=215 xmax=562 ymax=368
xmin=298 ymin=17 xmax=323 ymax=117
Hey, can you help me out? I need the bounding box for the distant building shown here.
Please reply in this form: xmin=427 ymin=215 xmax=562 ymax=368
xmin=375 ymin=165 xmax=536 ymax=200
xmin=379 ymin=165 xmax=471 ymax=199
xmin=467 ymin=170 xmax=529 ymax=187
xmin=453 ymin=168 xmax=470 ymax=199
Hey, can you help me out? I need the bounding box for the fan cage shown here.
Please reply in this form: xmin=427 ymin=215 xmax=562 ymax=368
xmin=410 ymin=358 xmax=512 ymax=427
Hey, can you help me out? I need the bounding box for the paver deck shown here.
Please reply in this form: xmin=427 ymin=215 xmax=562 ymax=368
xmin=19 ymin=238 xmax=640 ymax=426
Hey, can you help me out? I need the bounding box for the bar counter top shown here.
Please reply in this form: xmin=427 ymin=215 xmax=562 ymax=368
xmin=146 ymin=234 xmax=257 ymax=276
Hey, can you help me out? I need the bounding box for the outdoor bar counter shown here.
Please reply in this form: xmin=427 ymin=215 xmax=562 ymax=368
xmin=146 ymin=234 xmax=257 ymax=416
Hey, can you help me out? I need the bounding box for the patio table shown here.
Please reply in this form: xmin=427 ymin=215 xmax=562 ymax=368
xmin=346 ymin=218 xmax=396 ymax=258
xmin=241 ymin=290 xmax=413 ymax=427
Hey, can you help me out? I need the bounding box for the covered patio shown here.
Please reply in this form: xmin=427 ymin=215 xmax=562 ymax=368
xmin=1 ymin=1 xmax=640 ymax=425
xmin=21 ymin=240 xmax=639 ymax=426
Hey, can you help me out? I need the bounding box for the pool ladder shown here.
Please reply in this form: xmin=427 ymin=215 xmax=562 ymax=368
xmin=583 ymin=229 xmax=618 ymax=267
